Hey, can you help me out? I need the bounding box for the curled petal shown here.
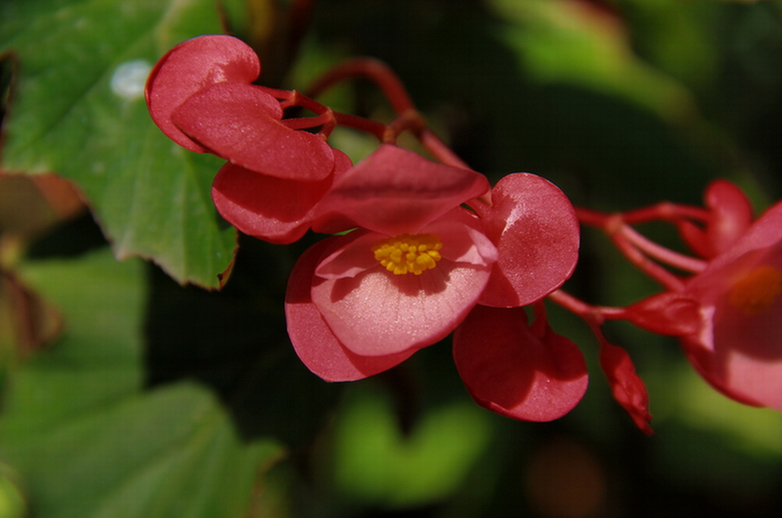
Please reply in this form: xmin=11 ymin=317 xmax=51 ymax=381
xmin=145 ymin=35 xmax=261 ymax=152
xmin=476 ymin=173 xmax=580 ymax=308
xmin=694 ymin=200 xmax=782 ymax=279
xmin=312 ymin=145 xmax=490 ymax=235
xmin=453 ymin=305 xmax=589 ymax=422
xmin=704 ymin=180 xmax=755 ymax=256
xmin=172 ymin=83 xmax=334 ymax=180
xmin=679 ymin=180 xmax=755 ymax=259
xmin=598 ymin=335 xmax=653 ymax=434
xmin=285 ymin=239 xmax=416 ymax=381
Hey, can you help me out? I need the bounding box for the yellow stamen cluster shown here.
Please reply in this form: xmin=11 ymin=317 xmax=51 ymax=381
xmin=371 ymin=233 xmax=443 ymax=275
xmin=728 ymin=265 xmax=782 ymax=316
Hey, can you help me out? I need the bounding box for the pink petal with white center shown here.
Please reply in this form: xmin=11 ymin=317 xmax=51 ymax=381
xmin=145 ymin=35 xmax=261 ymax=152
xmin=172 ymin=82 xmax=334 ymax=180
xmin=315 ymin=211 xmax=497 ymax=280
xmin=310 ymin=221 xmax=494 ymax=356
xmin=425 ymin=208 xmax=498 ymax=265
xmin=285 ymin=238 xmax=416 ymax=382
xmin=453 ymin=305 xmax=588 ymax=422
xmin=315 ymin=230 xmax=383 ymax=279
xmin=311 ymin=145 xmax=491 ymax=235
xmin=476 ymin=173 xmax=580 ymax=308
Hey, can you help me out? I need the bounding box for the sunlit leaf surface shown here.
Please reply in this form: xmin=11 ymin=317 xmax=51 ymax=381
xmin=0 ymin=250 xmax=282 ymax=518
xmin=0 ymin=0 xmax=236 ymax=288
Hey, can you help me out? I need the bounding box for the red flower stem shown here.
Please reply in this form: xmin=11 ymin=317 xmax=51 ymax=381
xmin=547 ymin=289 xmax=627 ymax=326
xmin=621 ymin=202 xmax=710 ymax=226
xmin=280 ymin=110 xmax=335 ymax=130
xmin=610 ymin=228 xmax=686 ymax=291
xmin=619 ymin=225 xmax=707 ymax=274
xmin=576 ymin=202 xmax=709 ymax=228
xmin=305 ymin=57 xmax=416 ymax=115
xmin=260 ymin=86 xmax=297 ymax=101
xmin=304 ymin=57 xmax=472 ymax=170
xmin=385 ymin=109 xmax=427 ymax=142
xmin=276 ymin=89 xmax=331 ymax=114
xmin=574 ymin=206 xmax=611 ymax=228
xmin=575 ymin=206 xmax=695 ymax=289
xmin=332 ymin=112 xmax=388 ymax=140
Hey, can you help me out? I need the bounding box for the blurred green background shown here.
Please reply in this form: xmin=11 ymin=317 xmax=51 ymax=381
xmin=1 ymin=0 xmax=781 ymax=517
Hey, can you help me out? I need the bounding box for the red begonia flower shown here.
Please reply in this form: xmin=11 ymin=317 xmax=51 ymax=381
xmin=285 ymin=148 xmax=499 ymax=376
xmin=211 ymin=150 xmax=353 ymax=244
xmin=681 ymin=199 xmax=782 ymax=411
xmin=146 ymin=35 xmax=335 ymax=180
xmin=146 ymin=35 xmax=261 ymax=153
xmin=310 ymin=210 xmax=497 ymax=357
xmin=473 ymin=173 xmax=580 ymax=307
xmin=452 ymin=305 xmax=589 ymax=422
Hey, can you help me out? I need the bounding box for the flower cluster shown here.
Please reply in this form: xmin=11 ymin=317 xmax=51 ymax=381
xmin=626 ymin=181 xmax=782 ymax=412
xmin=568 ymin=180 xmax=782 ymax=431
xmin=147 ymin=34 xmax=781 ymax=434
xmin=146 ymin=34 xmax=349 ymax=244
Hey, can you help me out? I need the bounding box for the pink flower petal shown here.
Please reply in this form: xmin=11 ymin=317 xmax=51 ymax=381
xmin=310 ymin=227 xmax=493 ymax=356
xmin=453 ymin=305 xmax=589 ymax=422
xmin=315 ymin=214 xmax=497 ymax=280
xmin=704 ymin=180 xmax=755 ymax=256
xmin=679 ymin=180 xmax=754 ymax=259
xmin=172 ymin=82 xmax=334 ymax=180
xmin=285 ymin=238 xmax=416 ymax=381
xmin=212 ymin=162 xmax=331 ymax=244
xmin=145 ymin=35 xmax=261 ymax=152
xmin=315 ymin=230 xmax=382 ymax=279
xmin=425 ymin=208 xmax=498 ymax=265
xmin=682 ymin=242 xmax=782 ymax=411
xmin=311 ymin=145 xmax=490 ymax=235
xmin=691 ymin=201 xmax=782 ymax=281
xmin=476 ymin=173 xmax=580 ymax=308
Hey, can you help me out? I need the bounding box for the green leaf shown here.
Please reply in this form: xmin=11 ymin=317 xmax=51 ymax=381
xmin=331 ymin=386 xmax=493 ymax=508
xmin=491 ymin=0 xmax=697 ymax=123
xmin=3 ymin=382 xmax=282 ymax=518
xmin=0 ymin=0 xmax=237 ymax=288
xmin=0 ymin=250 xmax=284 ymax=518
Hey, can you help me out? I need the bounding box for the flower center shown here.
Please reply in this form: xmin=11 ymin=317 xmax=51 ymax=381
xmin=728 ymin=265 xmax=782 ymax=316
xmin=371 ymin=233 xmax=443 ymax=275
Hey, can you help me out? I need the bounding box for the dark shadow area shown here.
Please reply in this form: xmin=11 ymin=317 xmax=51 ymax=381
xmin=144 ymin=233 xmax=341 ymax=445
